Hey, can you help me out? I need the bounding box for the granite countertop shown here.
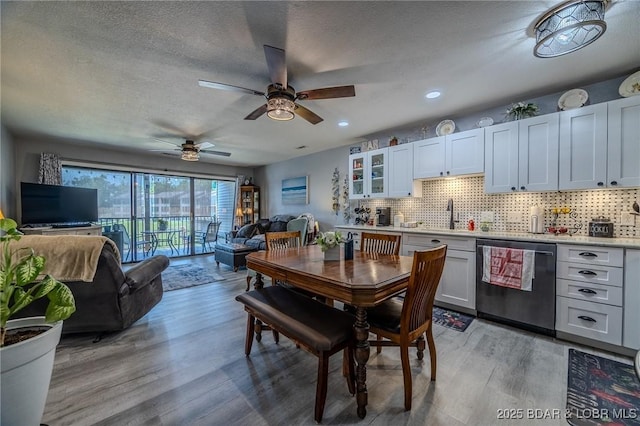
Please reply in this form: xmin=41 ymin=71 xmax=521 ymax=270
xmin=334 ymin=224 xmax=640 ymax=249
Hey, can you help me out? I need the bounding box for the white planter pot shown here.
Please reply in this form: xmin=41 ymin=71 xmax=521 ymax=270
xmin=1 ymin=317 xmax=62 ymax=426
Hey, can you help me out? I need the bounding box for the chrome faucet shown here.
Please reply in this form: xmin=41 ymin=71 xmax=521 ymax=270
xmin=447 ymin=198 xmax=455 ymax=229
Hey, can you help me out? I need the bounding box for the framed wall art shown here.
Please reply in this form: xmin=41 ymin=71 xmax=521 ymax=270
xmin=282 ymin=176 xmax=309 ymax=205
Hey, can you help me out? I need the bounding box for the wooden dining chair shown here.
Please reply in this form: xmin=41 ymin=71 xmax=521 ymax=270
xmin=252 ymin=230 xmax=303 ymax=344
xmin=366 ymin=245 xmax=447 ymax=410
xmin=360 ymin=231 xmax=401 ymax=255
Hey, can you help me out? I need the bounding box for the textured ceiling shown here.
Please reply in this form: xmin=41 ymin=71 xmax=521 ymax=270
xmin=1 ymin=1 xmax=639 ymax=167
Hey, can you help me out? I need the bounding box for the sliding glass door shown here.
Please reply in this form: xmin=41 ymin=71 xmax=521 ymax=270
xmin=62 ymin=166 xmax=235 ymax=262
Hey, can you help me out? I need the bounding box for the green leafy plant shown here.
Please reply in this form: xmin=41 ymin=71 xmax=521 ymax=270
xmin=0 ymin=217 xmax=75 ymax=346
xmin=315 ymin=231 xmax=345 ymax=252
xmin=506 ymin=102 xmax=539 ymax=121
xmin=157 ymin=218 xmax=168 ymax=230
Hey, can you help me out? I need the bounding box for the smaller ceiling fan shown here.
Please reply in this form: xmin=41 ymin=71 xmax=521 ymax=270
xmin=199 ymin=45 xmax=355 ymax=125
xmin=151 ymin=139 xmax=231 ymax=161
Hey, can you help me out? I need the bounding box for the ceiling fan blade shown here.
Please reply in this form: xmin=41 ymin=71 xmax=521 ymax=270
xmin=200 ymin=149 xmax=232 ymax=157
xmin=296 ymin=85 xmax=356 ymax=100
xmin=198 ymin=80 xmax=264 ymax=96
xmin=244 ymin=104 xmax=268 ymax=120
xmin=264 ymin=45 xmax=287 ymax=88
xmin=150 ymin=148 xmax=180 ymax=152
xmin=152 ymin=138 xmax=181 ymax=147
xmin=196 ymin=141 xmax=215 ymax=149
xmin=294 ymin=104 xmax=323 ymax=125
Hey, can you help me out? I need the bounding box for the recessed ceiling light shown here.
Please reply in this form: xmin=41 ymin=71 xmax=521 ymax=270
xmin=425 ymin=91 xmax=441 ymax=99
xmin=338 ymin=121 xmax=349 ymax=127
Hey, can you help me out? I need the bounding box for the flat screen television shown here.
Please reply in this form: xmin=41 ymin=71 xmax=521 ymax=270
xmin=21 ymin=182 xmax=99 ymax=226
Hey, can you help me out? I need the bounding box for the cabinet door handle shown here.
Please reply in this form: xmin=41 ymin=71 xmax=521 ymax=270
xmin=578 ymin=270 xmax=597 ymax=276
xmin=446 ymin=171 xmax=450 ymax=175
xmin=520 ymin=186 xmax=526 ymax=190
xmin=431 ymin=239 xmax=441 ymax=243
xmin=511 ymin=186 xmax=516 ymax=191
xmin=578 ymin=252 xmax=597 ymax=257
xmin=597 ymin=181 xmax=604 ymax=186
xmin=610 ymin=180 xmax=618 ymax=186
xmin=578 ymin=288 xmax=597 ymax=294
xmin=439 ymin=172 xmax=443 ymax=176
xmin=578 ymin=315 xmax=597 ymax=323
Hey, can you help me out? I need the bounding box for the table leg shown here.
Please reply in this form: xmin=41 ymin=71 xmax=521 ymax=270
xmin=253 ymin=271 xmax=266 ymax=342
xmin=354 ymin=306 xmax=369 ymax=419
xmin=254 ymin=272 xmax=264 ymax=290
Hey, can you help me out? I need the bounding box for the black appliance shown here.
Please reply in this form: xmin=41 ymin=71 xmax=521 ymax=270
xmin=376 ymin=207 xmax=391 ymax=226
xmin=21 ymin=182 xmax=98 ymax=226
xmin=476 ymin=239 xmax=556 ymax=336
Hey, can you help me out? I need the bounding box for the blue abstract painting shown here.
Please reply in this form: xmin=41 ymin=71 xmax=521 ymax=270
xmin=282 ymin=176 xmax=308 ymax=205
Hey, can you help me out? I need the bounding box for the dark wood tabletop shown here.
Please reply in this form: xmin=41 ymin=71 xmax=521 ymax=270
xmin=245 ymin=244 xmax=415 ymax=419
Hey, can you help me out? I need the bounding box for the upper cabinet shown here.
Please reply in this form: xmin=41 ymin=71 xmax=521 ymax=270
xmin=485 ymin=113 xmax=559 ymax=193
xmin=413 ymin=128 xmax=484 ymax=179
xmin=559 ymin=97 xmax=640 ymax=190
xmin=349 ymin=148 xmax=388 ymax=199
xmin=607 ymin=96 xmax=640 ymax=188
xmin=388 ymin=144 xmax=421 ymax=198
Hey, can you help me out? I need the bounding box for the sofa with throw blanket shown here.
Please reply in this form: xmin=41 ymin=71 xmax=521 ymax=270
xmin=11 ymin=235 xmax=169 ymax=334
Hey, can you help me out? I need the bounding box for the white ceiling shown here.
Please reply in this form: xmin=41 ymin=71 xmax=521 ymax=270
xmin=1 ymin=1 xmax=639 ymax=167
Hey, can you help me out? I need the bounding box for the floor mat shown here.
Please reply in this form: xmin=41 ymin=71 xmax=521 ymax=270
xmin=566 ymin=348 xmax=640 ymax=426
xmin=161 ymin=262 xmax=226 ymax=291
xmin=432 ymin=307 xmax=474 ymax=332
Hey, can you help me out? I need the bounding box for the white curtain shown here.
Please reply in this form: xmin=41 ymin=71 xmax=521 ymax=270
xmin=38 ymin=153 xmax=62 ymax=185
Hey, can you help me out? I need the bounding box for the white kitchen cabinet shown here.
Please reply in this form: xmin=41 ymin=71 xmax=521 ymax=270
xmin=413 ymin=128 xmax=484 ymax=179
xmin=559 ymin=103 xmax=608 ymax=190
xmin=484 ymin=113 xmax=559 ymax=193
xmin=558 ymin=97 xmax=640 ymax=190
xmin=388 ymin=144 xmax=421 ymax=198
xmin=402 ymin=233 xmax=476 ymax=310
xmin=623 ymin=249 xmax=640 ymax=350
xmin=607 ymin=96 xmax=640 ymax=188
xmin=349 ymin=148 xmax=388 ymax=199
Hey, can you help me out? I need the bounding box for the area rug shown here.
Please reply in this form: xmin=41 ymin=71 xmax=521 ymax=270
xmin=161 ymin=263 xmax=226 ymax=292
xmin=432 ymin=307 xmax=474 ymax=332
xmin=566 ymin=349 xmax=640 ymax=426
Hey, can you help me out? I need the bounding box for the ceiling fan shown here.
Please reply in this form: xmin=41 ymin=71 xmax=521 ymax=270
xmin=198 ymin=45 xmax=355 ymax=125
xmin=151 ymin=139 xmax=231 ymax=161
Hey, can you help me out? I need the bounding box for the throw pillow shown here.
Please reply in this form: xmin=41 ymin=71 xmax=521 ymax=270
xmin=236 ymin=223 xmax=258 ymax=239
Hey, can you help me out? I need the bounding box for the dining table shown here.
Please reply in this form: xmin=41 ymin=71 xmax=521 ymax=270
xmin=245 ymin=244 xmax=414 ymax=419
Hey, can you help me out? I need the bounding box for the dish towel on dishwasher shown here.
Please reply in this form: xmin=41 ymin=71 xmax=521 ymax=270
xmin=482 ymin=246 xmax=535 ymax=291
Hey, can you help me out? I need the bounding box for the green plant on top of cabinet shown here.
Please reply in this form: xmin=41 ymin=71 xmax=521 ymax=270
xmin=388 ymin=144 xmax=422 ymax=198
xmin=348 ymin=148 xmax=388 ymax=199
xmin=413 ymin=128 xmax=484 ymax=180
xmin=484 ymin=113 xmax=560 ymax=193
xmin=559 ymin=97 xmax=640 ymax=190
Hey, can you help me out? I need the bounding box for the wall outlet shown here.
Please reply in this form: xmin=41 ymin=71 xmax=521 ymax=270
xmin=621 ymin=212 xmax=636 ymax=226
xmin=507 ymin=212 xmax=521 ymax=223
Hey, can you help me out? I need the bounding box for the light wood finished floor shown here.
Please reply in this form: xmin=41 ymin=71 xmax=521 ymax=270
xmin=43 ymin=255 xmax=634 ymax=425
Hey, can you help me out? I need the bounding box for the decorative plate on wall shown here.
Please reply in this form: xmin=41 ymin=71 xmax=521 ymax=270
xmin=558 ymin=89 xmax=588 ymax=110
xmin=436 ymin=120 xmax=455 ymax=136
xmin=619 ymin=71 xmax=640 ymax=97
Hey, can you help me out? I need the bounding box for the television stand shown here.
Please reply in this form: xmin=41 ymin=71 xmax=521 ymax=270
xmin=20 ymin=224 xmax=102 ymax=236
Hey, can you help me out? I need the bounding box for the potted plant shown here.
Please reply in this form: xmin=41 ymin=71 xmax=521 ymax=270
xmin=506 ymin=101 xmax=539 ymax=121
xmin=0 ymin=216 xmax=76 ymax=426
xmin=157 ymin=218 xmax=168 ymax=230
xmin=315 ymin=231 xmax=345 ymax=261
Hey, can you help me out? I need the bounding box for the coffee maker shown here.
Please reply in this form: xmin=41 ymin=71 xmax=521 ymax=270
xmin=376 ymin=207 xmax=391 ymax=226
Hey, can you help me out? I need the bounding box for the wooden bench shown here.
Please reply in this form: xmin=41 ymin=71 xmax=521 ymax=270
xmin=235 ymin=286 xmax=355 ymax=423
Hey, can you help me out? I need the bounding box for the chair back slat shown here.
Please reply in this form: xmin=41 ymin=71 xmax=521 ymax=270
xmin=266 ymin=231 xmax=302 ymax=250
xmin=401 ymin=246 xmax=447 ymax=333
xmin=360 ymin=232 xmax=401 ymax=255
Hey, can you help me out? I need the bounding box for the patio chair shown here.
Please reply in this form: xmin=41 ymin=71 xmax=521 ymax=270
xmin=201 ymin=221 xmax=221 ymax=252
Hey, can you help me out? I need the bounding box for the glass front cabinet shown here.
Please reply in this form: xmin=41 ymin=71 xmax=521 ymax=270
xmin=349 ymin=148 xmax=388 ymax=199
xmin=240 ymin=185 xmax=260 ymax=224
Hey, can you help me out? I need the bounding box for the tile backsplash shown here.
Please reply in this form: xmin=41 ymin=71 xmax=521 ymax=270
xmin=355 ymin=176 xmax=639 ymax=238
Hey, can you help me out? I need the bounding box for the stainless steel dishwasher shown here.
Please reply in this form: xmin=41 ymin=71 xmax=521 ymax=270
xmin=476 ymin=239 xmax=556 ymax=336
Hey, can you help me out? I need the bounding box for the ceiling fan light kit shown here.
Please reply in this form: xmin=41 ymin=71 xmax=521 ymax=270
xmin=181 ymin=148 xmax=199 ymax=161
xmin=534 ymin=0 xmax=607 ymax=58
xmin=267 ymin=97 xmax=295 ymax=121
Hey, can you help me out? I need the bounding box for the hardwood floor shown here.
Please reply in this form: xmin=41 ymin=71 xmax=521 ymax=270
xmin=43 ymin=255 xmax=633 ymax=425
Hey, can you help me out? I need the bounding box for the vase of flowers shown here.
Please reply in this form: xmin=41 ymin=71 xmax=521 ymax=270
xmin=506 ymin=102 xmax=539 ymax=121
xmin=315 ymin=231 xmax=345 ymax=261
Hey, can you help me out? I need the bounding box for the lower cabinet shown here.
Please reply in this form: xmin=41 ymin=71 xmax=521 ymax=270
xmin=403 ymin=233 xmax=476 ymax=310
xmin=624 ymin=249 xmax=640 ymax=350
